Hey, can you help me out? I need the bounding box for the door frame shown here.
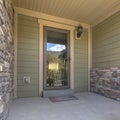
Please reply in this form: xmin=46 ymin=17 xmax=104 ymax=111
xmin=43 ymin=26 xmax=70 ymax=90
xmin=38 ymin=19 xmax=75 ymax=96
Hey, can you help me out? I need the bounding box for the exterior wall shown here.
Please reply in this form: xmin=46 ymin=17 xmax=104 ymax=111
xmin=92 ymin=11 xmax=120 ymax=67
xmin=74 ymin=29 xmax=88 ymax=92
xmin=0 ymin=0 xmax=14 ymax=119
xmin=90 ymin=67 xmax=120 ymax=101
xmin=17 ymin=14 xmax=89 ymax=96
xmin=17 ymin=14 xmax=39 ymax=97
xmin=91 ymin=11 xmax=120 ymax=100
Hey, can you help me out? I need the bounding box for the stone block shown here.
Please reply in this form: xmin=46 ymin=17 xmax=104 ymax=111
xmin=0 ymin=0 xmax=14 ymax=119
xmin=90 ymin=67 xmax=120 ymax=101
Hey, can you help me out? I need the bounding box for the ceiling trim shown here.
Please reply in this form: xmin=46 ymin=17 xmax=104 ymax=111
xmin=14 ymin=7 xmax=90 ymax=29
xmin=92 ymin=3 xmax=120 ymax=26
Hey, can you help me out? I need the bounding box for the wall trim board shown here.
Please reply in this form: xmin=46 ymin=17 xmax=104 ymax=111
xmin=88 ymin=25 xmax=92 ymax=91
xmin=14 ymin=7 xmax=90 ymax=29
xmin=14 ymin=12 xmax=18 ymax=98
xmin=38 ymin=22 xmax=43 ymax=95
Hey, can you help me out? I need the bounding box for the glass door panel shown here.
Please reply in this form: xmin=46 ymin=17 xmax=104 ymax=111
xmin=44 ymin=27 xmax=70 ymax=89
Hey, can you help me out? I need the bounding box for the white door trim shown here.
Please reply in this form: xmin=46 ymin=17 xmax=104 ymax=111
xmin=38 ymin=19 xmax=75 ymax=95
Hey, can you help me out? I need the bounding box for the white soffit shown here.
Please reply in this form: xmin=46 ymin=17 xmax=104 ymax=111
xmin=14 ymin=0 xmax=120 ymax=25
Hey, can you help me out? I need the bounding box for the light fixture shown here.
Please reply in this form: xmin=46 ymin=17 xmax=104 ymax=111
xmin=75 ymin=24 xmax=83 ymax=39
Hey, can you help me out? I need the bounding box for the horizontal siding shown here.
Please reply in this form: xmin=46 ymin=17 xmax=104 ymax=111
xmin=18 ymin=92 xmax=38 ymax=98
xmin=92 ymin=11 xmax=120 ymax=67
xmin=18 ymin=49 xmax=38 ymax=56
xmin=74 ymin=29 xmax=88 ymax=92
xmin=17 ymin=14 xmax=39 ymax=97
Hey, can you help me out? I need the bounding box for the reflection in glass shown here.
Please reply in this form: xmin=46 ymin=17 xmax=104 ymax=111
xmin=44 ymin=27 xmax=69 ymax=89
xmin=45 ymin=30 xmax=69 ymax=88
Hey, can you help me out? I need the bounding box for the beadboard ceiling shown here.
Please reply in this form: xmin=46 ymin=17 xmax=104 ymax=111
xmin=14 ymin=0 xmax=120 ymax=25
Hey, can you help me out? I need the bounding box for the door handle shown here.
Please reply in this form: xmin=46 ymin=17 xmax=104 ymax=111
xmin=66 ymin=57 xmax=71 ymax=62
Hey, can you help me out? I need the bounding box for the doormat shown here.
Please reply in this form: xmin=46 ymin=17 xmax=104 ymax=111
xmin=49 ymin=95 xmax=78 ymax=102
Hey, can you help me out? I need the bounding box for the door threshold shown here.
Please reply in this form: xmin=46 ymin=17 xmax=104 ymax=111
xmin=42 ymin=89 xmax=74 ymax=98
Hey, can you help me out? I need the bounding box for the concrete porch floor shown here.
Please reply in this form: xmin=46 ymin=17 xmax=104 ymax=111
xmin=7 ymin=92 xmax=120 ymax=120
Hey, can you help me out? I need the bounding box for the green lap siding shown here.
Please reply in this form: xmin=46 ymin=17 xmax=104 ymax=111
xmin=17 ymin=14 xmax=39 ymax=97
xmin=92 ymin=11 xmax=120 ymax=67
xmin=17 ymin=14 xmax=89 ymax=95
xmin=74 ymin=29 xmax=88 ymax=92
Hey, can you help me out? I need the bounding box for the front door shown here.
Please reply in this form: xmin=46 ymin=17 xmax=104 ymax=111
xmin=44 ymin=27 xmax=70 ymax=90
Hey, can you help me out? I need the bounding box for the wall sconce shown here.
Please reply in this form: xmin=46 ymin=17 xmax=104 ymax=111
xmin=75 ymin=24 xmax=83 ymax=40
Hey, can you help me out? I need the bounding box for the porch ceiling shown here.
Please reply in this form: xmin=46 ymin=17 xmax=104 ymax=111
xmin=14 ymin=0 xmax=120 ymax=25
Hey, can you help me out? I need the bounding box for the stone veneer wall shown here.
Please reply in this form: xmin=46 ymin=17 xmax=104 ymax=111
xmin=0 ymin=0 xmax=14 ymax=119
xmin=90 ymin=67 xmax=120 ymax=101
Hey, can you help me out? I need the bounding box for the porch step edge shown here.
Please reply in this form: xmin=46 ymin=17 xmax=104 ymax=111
xmin=42 ymin=89 xmax=74 ymax=98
